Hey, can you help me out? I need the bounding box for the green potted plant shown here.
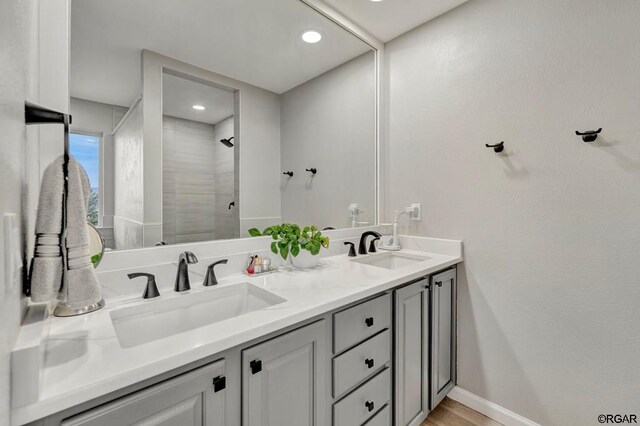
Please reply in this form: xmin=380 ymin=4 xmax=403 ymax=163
xmin=248 ymin=224 xmax=330 ymax=268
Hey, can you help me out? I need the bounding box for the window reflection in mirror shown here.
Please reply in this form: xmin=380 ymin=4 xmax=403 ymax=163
xmin=69 ymin=132 xmax=100 ymax=226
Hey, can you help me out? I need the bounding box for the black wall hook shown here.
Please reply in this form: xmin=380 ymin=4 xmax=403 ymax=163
xmin=306 ymin=168 xmax=317 ymax=175
xmin=485 ymin=141 xmax=504 ymax=153
xmin=283 ymin=171 xmax=294 ymax=177
xmin=575 ymin=128 xmax=602 ymax=142
xmin=228 ymin=201 xmax=235 ymax=210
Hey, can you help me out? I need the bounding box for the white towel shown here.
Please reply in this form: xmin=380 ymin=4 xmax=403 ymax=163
xmin=30 ymin=157 xmax=64 ymax=302
xmin=30 ymin=155 xmax=103 ymax=309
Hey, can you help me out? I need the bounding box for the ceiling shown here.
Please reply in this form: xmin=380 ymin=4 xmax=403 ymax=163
xmin=323 ymin=0 xmax=469 ymax=42
xmin=70 ymin=0 xmax=371 ymax=108
xmin=162 ymin=73 xmax=235 ymax=125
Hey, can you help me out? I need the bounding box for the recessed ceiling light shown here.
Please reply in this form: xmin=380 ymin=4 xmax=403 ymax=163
xmin=192 ymin=105 xmax=205 ymax=111
xmin=370 ymin=0 xmax=383 ymax=2
xmin=301 ymin=30 xmax=322 ymax=44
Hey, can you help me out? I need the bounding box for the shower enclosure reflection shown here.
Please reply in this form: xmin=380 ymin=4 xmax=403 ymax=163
xmin=161 ymin=73 xmax=239 ymax=244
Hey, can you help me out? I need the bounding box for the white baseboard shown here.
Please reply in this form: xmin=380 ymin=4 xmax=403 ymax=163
xmin=448 ymin=386 xmax=540 ymax=426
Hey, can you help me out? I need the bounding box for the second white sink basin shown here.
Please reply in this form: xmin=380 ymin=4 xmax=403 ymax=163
xmin=110 ymin=283 xmax=286 ymax=348
xmin=352 ymin=252 xmax=430 ymax=270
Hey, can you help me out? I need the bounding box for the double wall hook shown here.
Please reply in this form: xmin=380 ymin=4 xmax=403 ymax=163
xmin=575 ymin=128 xmax=602 ymax=142
xmin=306 ymin=168 xmax=317 ymax=175
xmin=485 ymin=141 xmax=504 ymax=153
xmin=283 ymin=171 xmax=294 ymax=177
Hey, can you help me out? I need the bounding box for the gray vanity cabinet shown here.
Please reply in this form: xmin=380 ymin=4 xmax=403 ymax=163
xmin=394 ymin=267 xmax=457 ymax=426
xmin=394 ymin=278 xmax=430 ymax=426
xmin=60 ymin=360 xmax=227 ymax=426
xmin=34 ymin=266 xmax=460 ymax=426
xmin=241 ymin=320 xmax=328 ymax=426
xmin=430 ymin=268 xmax=457 ymax=408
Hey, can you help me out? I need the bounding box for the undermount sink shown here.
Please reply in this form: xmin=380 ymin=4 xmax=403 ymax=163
xmin=352 ymin=252 xmax=430 ymax=270
xmin=110 ymin=283 xmax=286 ymax=348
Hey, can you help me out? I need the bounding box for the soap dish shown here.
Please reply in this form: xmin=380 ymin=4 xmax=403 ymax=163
xmin=245 ymin=267 xmax=279 ymax=277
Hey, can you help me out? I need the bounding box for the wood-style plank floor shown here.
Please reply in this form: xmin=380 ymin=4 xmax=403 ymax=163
xmin=421 ymin=398 xmax=504 ymax=426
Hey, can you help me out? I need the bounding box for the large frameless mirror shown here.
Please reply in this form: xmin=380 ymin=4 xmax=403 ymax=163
xmin=69 ymin=0 xmax=377 ymax=250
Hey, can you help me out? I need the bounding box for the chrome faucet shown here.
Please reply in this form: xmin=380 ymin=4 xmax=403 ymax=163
xmin=358 ymin=231 xmax=382 ymax=255
xmin=175 ymin=251 xmax=198 ymax=292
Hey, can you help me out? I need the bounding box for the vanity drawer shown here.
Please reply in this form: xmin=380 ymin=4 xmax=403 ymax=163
xmin=333 ymin=330 xmax=390 ymax=397
xmin=333 ymin=368 xmax=391 ymax=426
xmin=364 ymin=404 xmax=391 ymax=426
xmin=333 ymin=293 xmax=391 ymax=353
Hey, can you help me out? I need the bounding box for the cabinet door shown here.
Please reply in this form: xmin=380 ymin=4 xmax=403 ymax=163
xmin=62 ymin=360 xmax=226 ymax=426
xmin=431 ymin=268 xmax=457 ymax=408
xmin=242 ymin=320 xmax=327 ymax=426
xmin=394 ymin=278 xmax=429 ymax=426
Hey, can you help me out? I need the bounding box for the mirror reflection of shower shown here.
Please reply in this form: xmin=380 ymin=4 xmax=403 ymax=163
xmin=161 ymin=71 xmax=239 ymax=243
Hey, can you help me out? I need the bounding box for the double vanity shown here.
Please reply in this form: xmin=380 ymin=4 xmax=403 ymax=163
xmin=13 ymin=234 xmax=462 ymax=426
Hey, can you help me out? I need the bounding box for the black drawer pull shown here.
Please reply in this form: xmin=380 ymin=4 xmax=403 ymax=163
xmin=365 ymin=317 xmax=374 ymax=327
xmin=435 ymin=281 xmax=443 ymax=287
xmin=365 ymin=401 xmax=375 ymax=412
xmin=212 ymin=376 xmax=226 ymax=392
xmin=365 ymin=358 xmax=374 ymax=369
xmin=250 ymin=360 xmax=262 ymax=374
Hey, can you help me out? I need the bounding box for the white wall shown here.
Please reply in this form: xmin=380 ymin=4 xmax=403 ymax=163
xmin=0 ymin=1 xmax=37 ymax=422
xmin=281 ymin=52 xmax=376 ymax=229
xmin=1 ymin=0 xmax=70 ymax=423
xmin=385 ymin=0 xmax=640 ymax=424
xmin=113 ymin=100 xmax=144 ymax=250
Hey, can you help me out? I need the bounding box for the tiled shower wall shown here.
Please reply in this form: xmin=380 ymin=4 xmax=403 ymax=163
xmin=162 ymin=115 xmax=237 ymax=244
xmin=162 ymin=116 xmax=216 ymax=244
xmin=212 ymin=116 xmax=239 ymax=240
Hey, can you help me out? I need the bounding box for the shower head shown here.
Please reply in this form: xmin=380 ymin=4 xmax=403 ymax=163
xmin=220 ymin=137 xmax=234 ymax=147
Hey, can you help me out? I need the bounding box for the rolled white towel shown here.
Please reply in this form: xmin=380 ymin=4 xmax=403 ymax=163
xmin=30 ymin=257 xmax=62 ymax=303
xmin=30 ymin=157 xmax=65 ymax=302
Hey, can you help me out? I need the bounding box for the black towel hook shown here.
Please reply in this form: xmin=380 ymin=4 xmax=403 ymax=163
xmin=575 ymin=128 xmax=602 ymax=142
xmin=485 ymin=141 xmax=504 ymax=153
xmin=306 ymin=168 xmax=317 ymax=175
xmin=283 ymin=171 xmax=294 ymax=177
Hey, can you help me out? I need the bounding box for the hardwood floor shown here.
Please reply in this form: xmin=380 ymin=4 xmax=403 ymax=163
xmin=421 ymin=398 xmax=504 ymax=426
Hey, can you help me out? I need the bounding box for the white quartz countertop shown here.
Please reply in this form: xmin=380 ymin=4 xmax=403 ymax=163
xmin=12 ymin=236 xmax=462 ymax=425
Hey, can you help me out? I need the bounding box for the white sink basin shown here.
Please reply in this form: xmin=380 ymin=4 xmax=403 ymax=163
xmin=110 ymin=283 xmax=286 ymax=348
xmin=352 ymin=252 xmax=430 ymax=270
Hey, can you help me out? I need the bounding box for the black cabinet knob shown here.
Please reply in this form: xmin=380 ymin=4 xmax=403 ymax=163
xmin=365 ymin=358 xmax=375 ymax=369
xmin=250 ymin=360 xmax=262 ymax=374
xmin=212 ymin=376 xmax=226 ymax=392
xmin=435 ymin=281 xmax=443 ymax=287
xmin=365 ymin=317 xmax=374 ymax=327
xmin=365 ymin=401 xmax=375 ymax=412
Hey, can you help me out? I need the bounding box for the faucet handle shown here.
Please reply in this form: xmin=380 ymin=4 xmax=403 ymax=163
xmin=368 ymin=237 xmax=380 ymax=254
xmin=344 ymin=242 xmax=357 ymax=257
xmin=203 ymin=259 xmax=228 ymax=287
xmin=128 ymin=273 xmax=160 ymax=299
